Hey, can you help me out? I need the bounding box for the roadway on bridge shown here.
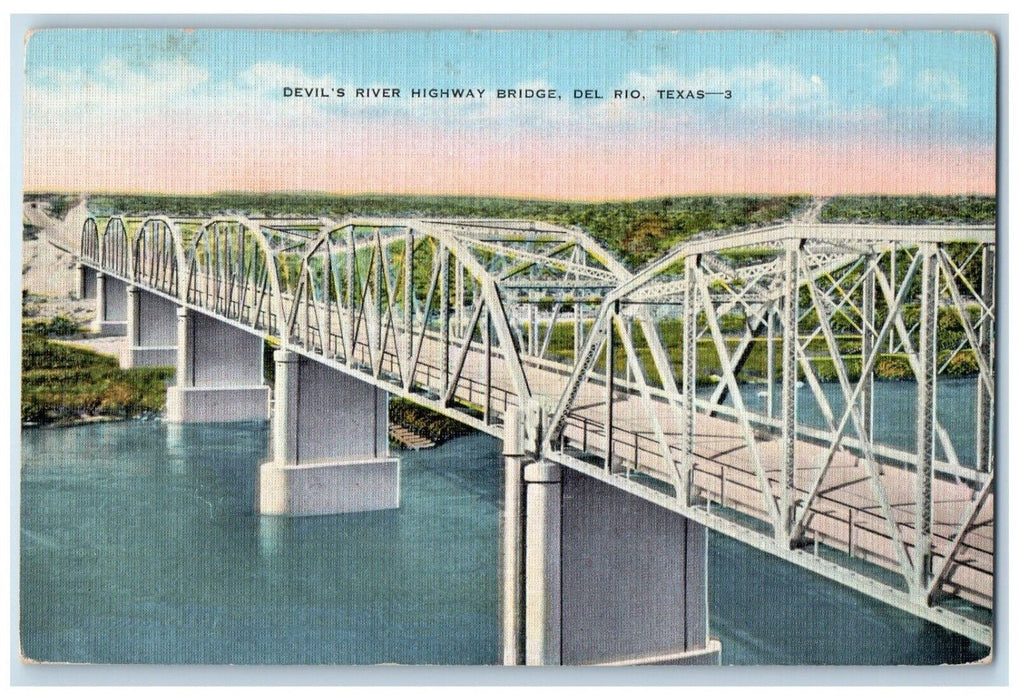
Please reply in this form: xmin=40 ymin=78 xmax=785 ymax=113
xmin=321 ymin=308 xmax=993 ymax=610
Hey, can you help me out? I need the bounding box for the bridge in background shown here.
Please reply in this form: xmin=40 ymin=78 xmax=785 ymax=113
xmin=71 ymin=211 xmax=995 ymax=663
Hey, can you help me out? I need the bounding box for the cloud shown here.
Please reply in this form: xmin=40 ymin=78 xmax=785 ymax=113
xmin=622 ymin=61 xmax=828 ymax=114
xmin=699 ymin=61 xmax=828 ymax=105
xmin=26 ymin=56 xmax=212 ymax=119
xmin=99 ymin=56 xmax=209 ymax=93
xmin=879 ymin=55 xmax=900 ymax=88
xmin=916 ymin=68 xmax=967 ymax=106
xmin=238 ymin=62 xmax=336 ymax=93
xmin=21 ymin=54 xmax=896 ymax=148
xmin=472 ymin=79 xmax=576 ymax=130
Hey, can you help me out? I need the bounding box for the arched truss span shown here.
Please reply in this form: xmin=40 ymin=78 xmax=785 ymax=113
xmin=80 ymin=218 xmax=99 ymax=262
xmin=100 ymin=217 xmax=131 ymax=279
xmin=133 ymin=217 xmax=187 ymax=298
xmin=183 ymin=217 xmax=288 ymax=337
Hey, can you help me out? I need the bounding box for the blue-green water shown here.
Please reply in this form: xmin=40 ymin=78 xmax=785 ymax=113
xmin=20 ymin=406 xmax=988 ymax=665
xmin=707 ymin=377 xmax=978 ymax=465
xmin=21 ymin=423 xmax=500 ymax=665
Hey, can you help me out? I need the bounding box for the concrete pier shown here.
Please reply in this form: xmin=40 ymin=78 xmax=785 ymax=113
xmin=259 ymin=350 xmax=399 ymax=516
xmin=503 ymin=407 xmax=720 ymax=665
xmin=501 ymin=408 xmax=525 ymax=665
xmin=557 ymin=467 xmax=719 ymax=665
xmin=523 ymin=460 xmax=564 ymax=665
xmin=77 ymin=263 xmax=97 ymax=300
xmin=165 ymin=307 xmax=270 ymax=423
xmin=92 ymin=272 xmax=127 ymax=336
xmin=119 ymin=286 xmax=178 ymax=368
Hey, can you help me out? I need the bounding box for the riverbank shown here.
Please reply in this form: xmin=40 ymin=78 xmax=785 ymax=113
xmin=21 ymin=319 xmax=474 ymax=444
xmin=21 ymin=326 xmax=173 ymax=426
xmin=389 ymin=398 xmax=474 ymax=446
xmin=21 ymin=319 xmax=979 ymax=431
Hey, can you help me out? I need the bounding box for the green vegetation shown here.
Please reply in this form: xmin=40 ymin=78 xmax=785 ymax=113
xmin=715 ymin=246 xmax=781 ymax=265
xmin=22 ymin=314 xmax=84 ymax=337
xmin=84 ymin=192 xmax=807 ymax=270
xmin=819 ymin=195 xmax=995 ymax=224
xmin=536 ymin=317 xmax=980 ymax=385
xmin=389 ymin=398 xmax=473 ymax=444
xmin=46 ymin=195 xmax=77 ymax=220
xmin=21 ymin=328 xmax=173 ymax=425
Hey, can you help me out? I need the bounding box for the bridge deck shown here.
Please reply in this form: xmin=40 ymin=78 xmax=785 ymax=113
xmin=357 ymin=321 xmax=993 ymax=610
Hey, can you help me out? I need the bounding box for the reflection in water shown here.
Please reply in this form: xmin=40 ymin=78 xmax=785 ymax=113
xmin=22 ymin=423 xmax=499 ymax=664
xmin=257 ymin=516 xmax=291 ymax=558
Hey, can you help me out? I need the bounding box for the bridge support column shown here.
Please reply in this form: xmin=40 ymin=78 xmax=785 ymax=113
xmin=507 ymin=458 xmax=721 ymax=665
xmin=165 ymin=307 xmax=270 ymax=423
xmin=76 ymin=263 xmax=96 ymax=301
xmin=91 ymin=272 xmax=127 ymax=336
xmin=259 ymin=350 xmax=399 ymax=516
xmin=501 ymin=407 xmax=525 ymax=665
xmin=119 ymin=286 xmax=178 ymax=368
xmin=523 ymin=460 xmax=563 ymax=665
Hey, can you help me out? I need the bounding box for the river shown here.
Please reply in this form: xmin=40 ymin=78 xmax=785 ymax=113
xmin=20 ymin=380 xmax=988 ymax=665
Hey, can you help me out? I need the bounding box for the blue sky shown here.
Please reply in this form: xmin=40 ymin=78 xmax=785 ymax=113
xmin=23 ymin=29 xmax=997 ymax=196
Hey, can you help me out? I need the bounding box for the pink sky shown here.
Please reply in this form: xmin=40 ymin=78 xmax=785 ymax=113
xmin=24 ymin=119 xmax=995 ymax=198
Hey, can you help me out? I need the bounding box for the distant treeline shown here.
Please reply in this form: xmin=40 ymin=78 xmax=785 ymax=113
xmin=818 ymin=195 xmax=996 ymax=224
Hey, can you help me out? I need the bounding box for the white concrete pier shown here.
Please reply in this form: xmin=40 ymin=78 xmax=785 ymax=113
xmin=91 ymin=272 xmax=127 ymax=336
xmin=76 ymin=263 xmax=97 ymax=301
xmin=558 ymin=467 xmax=719 ymax=665
xmin=165 ymin=307 xmax=270 ymax=423
xmin=502 ymin=411 xmax=720 ymax=666
xmin=119 ymin=286 xmax=178 ymax=368
xmin=259 ymin=350 xmax=400 ymax=516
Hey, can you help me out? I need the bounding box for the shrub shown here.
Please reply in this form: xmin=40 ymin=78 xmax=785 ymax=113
xmin=23 ymin=315 xmax=81 ymax=337
xmin=941 ymin=350 xmax=979 ymax=376
xmin=389 ymin=398 xmax=473 ymax=443
xmin=876 ymin=355 xmax=913 ymax=380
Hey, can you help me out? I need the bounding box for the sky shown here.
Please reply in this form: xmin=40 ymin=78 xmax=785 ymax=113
xmin=22 ymin=29 xmax=997 ymax=199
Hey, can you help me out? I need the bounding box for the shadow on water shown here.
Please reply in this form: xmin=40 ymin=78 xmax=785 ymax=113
xmin=708 ymin=528 xmax=989 ymax=665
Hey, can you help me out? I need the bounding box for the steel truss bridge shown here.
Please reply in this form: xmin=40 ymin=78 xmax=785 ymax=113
xmin=78 ymin=213 xmax=996 ymax=647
